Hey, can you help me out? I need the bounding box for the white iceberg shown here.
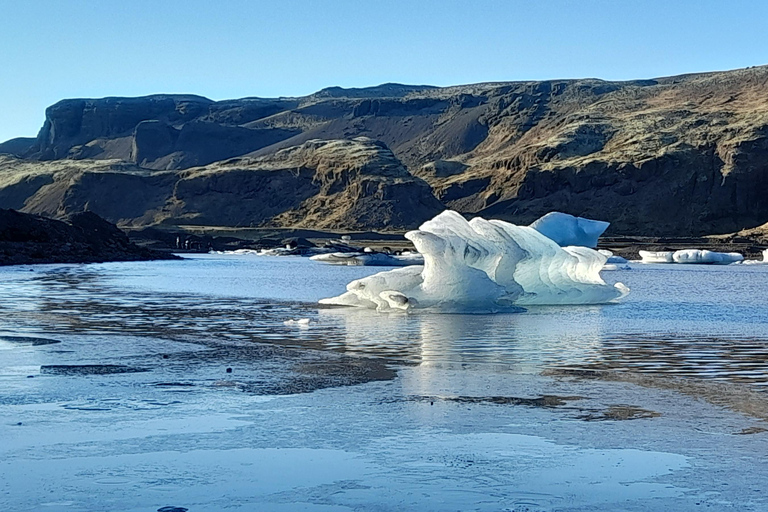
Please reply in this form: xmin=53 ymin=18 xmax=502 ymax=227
xmin=530 ymin=212 xmax=610 ymax=248
xmin=319 ymin=211 xmax=629 ymax=313
xmin=639 ymin=249 xmax=743 ymax=265
xmin=310 ymin=252 xmax=424 ymax=266
xmin=638 ymin=250 xmax=675 ymax=263
xmin=672 ymin=249 xmax=743 ymax=265
xmin=284 ymin=318 xmax=312 ymax=327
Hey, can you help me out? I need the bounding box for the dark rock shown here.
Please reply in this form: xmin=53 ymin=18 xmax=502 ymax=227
xmin=281 ymin=237 xmax=315 ymax=249
xmin=40 ymin=365 xmax=148 ymax=376
xmin=0 ymin=335 xmax=61 ymax=346
xmin=0 ymin=209 xmax=178 ymax=266
xmin=0 ymin=137 xmax=36 ymax=157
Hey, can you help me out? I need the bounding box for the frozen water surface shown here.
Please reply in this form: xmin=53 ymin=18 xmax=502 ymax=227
xmin=2 ymin=254 xmax=768 ymax=511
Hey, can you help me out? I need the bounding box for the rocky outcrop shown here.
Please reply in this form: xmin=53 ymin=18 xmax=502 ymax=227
xmin=163 ymin=138 xmax=444 ymax=230
xmin=0 ymin=209 xmax=177 ymax=265
xmin=0 ymin=138 xmax=443 ymax=231
xmin=0 ymin=137 xmax=36 ymax=157
xmin=4 ymin=66 xmax=768 ymax=235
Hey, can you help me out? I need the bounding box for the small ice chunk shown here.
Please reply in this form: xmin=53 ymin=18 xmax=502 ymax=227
xmin=530 ymin=212 xmax=610 ymax=248
xmin=310 ymin=252 xmax=424 ymax=266
xmin=639 ymin=250 xmax=675 ymax=263
xmin=598 ymin=249 xmax=628 ymax=264
xmin=602 ymin=263 xmax=631 ymax=271
xmin=284 ymin=318 xmax=312 ymax=327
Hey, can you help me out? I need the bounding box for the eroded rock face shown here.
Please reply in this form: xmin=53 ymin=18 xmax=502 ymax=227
xmin=0 ymin=138 xmax=443 ymax=230
xmin=4 ymin=66 xmax=768 ymax=235
xmin=168 ymin=138 xmax=445 ymax=229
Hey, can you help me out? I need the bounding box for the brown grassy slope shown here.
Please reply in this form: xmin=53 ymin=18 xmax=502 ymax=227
xmin=0 ymin=138 xmax=443 ymax=231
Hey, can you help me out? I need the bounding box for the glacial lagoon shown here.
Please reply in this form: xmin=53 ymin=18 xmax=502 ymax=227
xmin=2 ymin=254 xmax=768 ymax=511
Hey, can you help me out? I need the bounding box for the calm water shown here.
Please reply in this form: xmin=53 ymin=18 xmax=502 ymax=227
xmin=2 ymin=254 xmax=768 ymax=387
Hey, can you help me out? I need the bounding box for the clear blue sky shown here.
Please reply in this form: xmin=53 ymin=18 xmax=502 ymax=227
xmin=1 ymin=0 xmax=766 ymax=143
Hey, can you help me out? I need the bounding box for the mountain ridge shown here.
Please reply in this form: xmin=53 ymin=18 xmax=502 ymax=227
xmin=2 ymin=65 xmax=768 ymax=235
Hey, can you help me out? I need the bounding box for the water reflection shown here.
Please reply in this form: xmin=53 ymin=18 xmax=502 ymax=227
xmin=316 ymin=307 xmax=608 ymax=369
xmin=2 ymin=260 xmax=768 ymax=388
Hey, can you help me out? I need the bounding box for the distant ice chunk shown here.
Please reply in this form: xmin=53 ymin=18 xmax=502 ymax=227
xmin=530 ymin=212 xmax=610 ymax=248
xmin=638 ymin=250 xmax=675 ymax=263
xmin=210 ymin=249 xmax=261 ymax=255
xmin=602 ymin=263 xmax=631 ymax=271
xmin=598 ymin=249 xmax=628 ymax=264
xmin=672 ymin=249 xmax=744 ymax=265
xmin=310 ymin=252 xmax=424 ymax=266
xmin=639 ymin=249 xmax=744 ymax=265
xmin=284 ymin=318 xmax=312 ymax=327
xmin=319 ymin=211 xmax=629 ymax=313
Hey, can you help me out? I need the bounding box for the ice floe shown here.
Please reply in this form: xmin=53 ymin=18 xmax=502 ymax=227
xmin=320 ymin=211 xmax=629 ymax=313
xmin=310 ymin=252 xmax=424 ymax=266
xmin=673 ymin=249 xmax=743 ymax=264
xmin=639 ymin=249 xmax=744 ymax=265
xmin=530 ymin=212 xmax=610 ymax=248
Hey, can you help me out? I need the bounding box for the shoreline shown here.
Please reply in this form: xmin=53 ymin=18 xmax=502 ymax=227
xmin=125 ymin=224 xmax=768 ymax=260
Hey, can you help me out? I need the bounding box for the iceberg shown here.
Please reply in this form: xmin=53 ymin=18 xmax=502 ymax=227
xmin=310 ymin=252 xmax=424 ymax=266
xmin=530 ymin=212 xmax=610 ymax=248
xmin=319 ymin=211 xmax=629 ymax=313
xmin=672 ymin=249 xmax=743 ymax=265
xmin=639 ymin=249 xmax=743 ymax=265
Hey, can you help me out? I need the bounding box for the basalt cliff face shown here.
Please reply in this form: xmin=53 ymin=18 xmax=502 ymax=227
xmin=2 ymin=67 xmax=768 ymax=235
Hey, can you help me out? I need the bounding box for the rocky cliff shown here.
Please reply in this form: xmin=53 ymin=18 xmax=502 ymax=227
xmin=0 ymin=137 xmax=443 ymax=230
xmin=2 ymin=67 xmax=768 ymax=235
